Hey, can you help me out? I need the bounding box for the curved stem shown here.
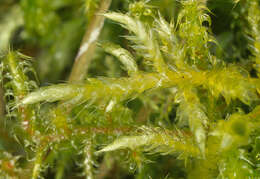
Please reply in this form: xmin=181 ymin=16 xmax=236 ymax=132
xmin=69 ymin=0 xmax=112 ymax=82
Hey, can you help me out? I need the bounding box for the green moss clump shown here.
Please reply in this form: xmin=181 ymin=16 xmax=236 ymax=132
xmin=0 ymin=0 xmax=260 ymax=178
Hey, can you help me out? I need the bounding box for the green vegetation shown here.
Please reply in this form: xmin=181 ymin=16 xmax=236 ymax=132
xmin=0 ymin=0 xmax=260 ymax=178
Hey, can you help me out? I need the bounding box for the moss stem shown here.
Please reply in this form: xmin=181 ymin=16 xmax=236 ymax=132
xmin=69 ymin=0 xmax=112 ymax=82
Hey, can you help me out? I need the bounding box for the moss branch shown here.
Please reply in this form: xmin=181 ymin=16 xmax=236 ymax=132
xmin=0 ymin=87 xmax=5 ymax=118
xmin=21 ymin=66 xmax=259 ymax=108
xmin=2 ymin=51 xmax=37 ymax=135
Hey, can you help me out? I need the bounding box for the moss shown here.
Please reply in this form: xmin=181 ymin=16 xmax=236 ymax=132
xmin=0 ymin=0 xmax=260 ymax=178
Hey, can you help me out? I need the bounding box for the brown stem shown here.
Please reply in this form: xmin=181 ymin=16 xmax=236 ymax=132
xmin=69 ymin=0 xmax=112 ymax=82
xmin=0 ymin=87 xmax=5 ymax=118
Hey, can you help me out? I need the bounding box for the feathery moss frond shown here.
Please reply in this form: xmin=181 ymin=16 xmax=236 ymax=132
xmin=102 ymin=42 xmax=138 ymax=75
xmin=154 ymin=13 xmax=177 ymax=61
xmin=177 ymin=0 xmax=215 ymax=67
xmin=21 ymin=65 xmax=259 ymax=109
xmin=176 ymin=85 xmax=208 ymax=154
xmin=1 ymin=51 xmax=38 ymax=135
xmin=98 ymin=127 xmax=200 ymax=158
xmin=1 ymin=0 xmax=260 ymax=178
xmin=104 ymin=12 xmax=167 ymax=73
xmin=204 ymin=65 xmax=258 ymax=105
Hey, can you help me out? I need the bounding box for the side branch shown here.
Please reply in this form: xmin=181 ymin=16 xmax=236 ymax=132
xmin=20 ymin=70 xmax=199 ymax=106
xmin=20 ymin=68 xmax=259 ymax=107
